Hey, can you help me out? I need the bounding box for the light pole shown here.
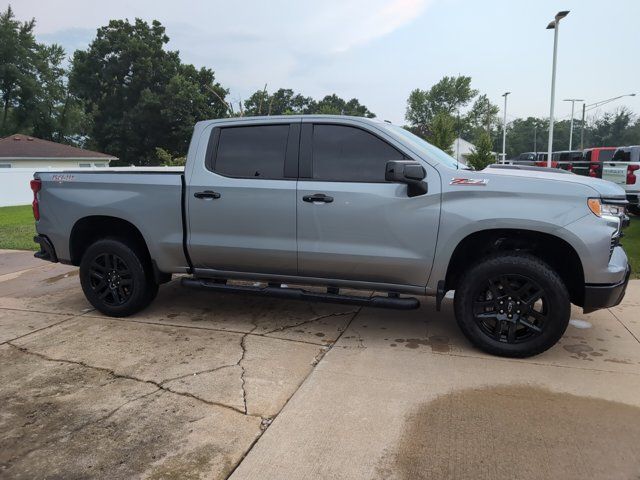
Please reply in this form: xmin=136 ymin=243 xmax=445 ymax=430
xmin=546 ymin=10 xmax=569 ymax=167
xmin=501 ymin=92 xmax=510 ymax=163
xmin=563 ymin=98 xmax=583 ymax=150
xmin=579 ymin=93 xmax=636 ymax=149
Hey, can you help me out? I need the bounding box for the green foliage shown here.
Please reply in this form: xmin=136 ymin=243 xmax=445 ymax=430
xmin=0 ymin=6 xmax=84 ymax=142
xmin=406 ymin=75 xmax=478 ymax=126
xmin=69 ymin=18 xmax=228 ymax=165
xmin=155 ymin=147 xmax=185 ymax=166
xmin=466 ymin=131 xmax=495 ymax=170
xmin=427 ymin=112 xmax=457 ymax=154
xmin=243 ymin=88 xmax=375 ymax=118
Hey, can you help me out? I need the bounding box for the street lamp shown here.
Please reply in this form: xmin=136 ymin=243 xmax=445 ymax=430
xmin=501 ymin=92 xmax=511 ymax=163
xmin=546 ymin=10 xmax=570 ymax=167
xmin=563 ymin=98 xmax=583 ymax=150
xmin=579 ymin=93 xmax=636 ymax=149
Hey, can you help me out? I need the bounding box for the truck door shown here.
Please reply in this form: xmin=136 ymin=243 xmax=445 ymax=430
xmin=187 ymin=120 xmax=300 ymax=276
xmin=296 ymin=121 xmax=440 ymax=287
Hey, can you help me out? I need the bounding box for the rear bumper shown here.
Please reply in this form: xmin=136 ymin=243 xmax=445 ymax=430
xmin=583 ymin=265 xmax=631 ymax=313
xmin=34 ymin=235 xmax=58 ymax=263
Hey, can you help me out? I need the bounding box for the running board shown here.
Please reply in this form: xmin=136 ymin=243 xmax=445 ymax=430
xmin=181 ymin=277 xmax=420 ymax=310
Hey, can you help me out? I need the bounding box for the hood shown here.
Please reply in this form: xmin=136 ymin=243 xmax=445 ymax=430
xmin=482 ymin=165 xmax=626 ymax=199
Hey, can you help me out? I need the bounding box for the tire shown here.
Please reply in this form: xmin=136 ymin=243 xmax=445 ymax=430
xmin=454 ymin=253 xmax=570 ymax=358
xmin=627 ymin=205 xmax=640 ymax=216
xmin=79 ymin=238 xmax=158 ymax=317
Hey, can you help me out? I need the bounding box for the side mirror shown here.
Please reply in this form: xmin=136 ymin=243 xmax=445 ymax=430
xmin=385 ymin=160 xmax=428 ymax=197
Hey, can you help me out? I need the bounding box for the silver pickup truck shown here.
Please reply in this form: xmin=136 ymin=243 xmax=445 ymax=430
xmin=31 ymin=115 xmax=631 ymax=357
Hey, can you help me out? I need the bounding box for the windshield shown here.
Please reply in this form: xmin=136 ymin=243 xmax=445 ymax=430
xmin=382 ymin=124 xmax=468 ymax=169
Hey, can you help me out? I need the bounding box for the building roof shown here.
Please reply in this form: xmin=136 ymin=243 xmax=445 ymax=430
xmin=0 ymin=134 xmax=117 ymax=160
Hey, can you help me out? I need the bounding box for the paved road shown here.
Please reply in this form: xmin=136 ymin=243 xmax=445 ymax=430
xmin=1 ymin=249 xmax=639 ymax=479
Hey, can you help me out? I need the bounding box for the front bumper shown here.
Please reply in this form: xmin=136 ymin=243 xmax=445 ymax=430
xmin=34 ymin=234 xmax=58 ymax=263
xmin=626 ymin=194 xmax=639 ymax=206
xmin=583 ymin=264 xmax=631 ymax=313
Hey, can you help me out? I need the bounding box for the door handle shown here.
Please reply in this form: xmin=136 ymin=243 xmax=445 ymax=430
xmin=194 ymin=190 xmax=221 ymax=199
xmin=303 ymin=193 xmax=333 ymax=203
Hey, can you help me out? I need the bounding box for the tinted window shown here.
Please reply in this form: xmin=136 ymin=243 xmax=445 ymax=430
xmin=598 ymin=150 xmax=615 ymax=162
xmin=214 ymin=125 xmax=290 ymax=179
xmin=612 ymin=149 xmax=631 ymax=162
xmin=312 ymin=125 xmax=403 ymax=182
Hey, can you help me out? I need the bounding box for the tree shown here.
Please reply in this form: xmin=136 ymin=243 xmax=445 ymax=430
xmin=243 ymin=89 xmax=375 ymax=118
xmin=587 ymin=108 xmax=634 ymax=147
xmin=427 ymin=112 xmax=457 ymax=154
xmin=70 ymin=18 xmax=228 ymax=165
xmin=464 ymin=94 xmax=499 ymax=138
xmin=406 ymin=75 xmax=478 ymax=127
xmin=466 ymin=131 xmax=495 ymax=170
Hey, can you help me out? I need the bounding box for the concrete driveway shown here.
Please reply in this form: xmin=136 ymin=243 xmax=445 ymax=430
xmin=1 ymin=248 xmax=639 ymax=479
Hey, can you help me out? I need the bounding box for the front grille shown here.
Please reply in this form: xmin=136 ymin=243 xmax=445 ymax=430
xmin=610 ymin=235 xmax=618 ymax=259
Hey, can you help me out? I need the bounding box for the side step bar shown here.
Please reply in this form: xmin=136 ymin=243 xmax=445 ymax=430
xmin=181 ymin=277 xmax=420 ymax=310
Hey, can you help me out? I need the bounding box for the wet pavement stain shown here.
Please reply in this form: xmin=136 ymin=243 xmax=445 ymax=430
xmin=392 ymin=336 xmax=451 ymax=353
xmin=44 ymin=270 xmax=79 ymax=284
xmin=376 ymin=385 xmax=640 ymax=480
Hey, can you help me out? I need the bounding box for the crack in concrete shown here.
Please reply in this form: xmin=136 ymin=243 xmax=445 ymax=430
xmin=263 ymin=310 xmax=358 ymax=335
xmin=159 ymin=363 xmax=237 ymax=385
xmin=225 ymin=306 xmax=364 ymax=478
xmin=2 ymin=384 xmax=164 ymax=469
xmin=239 ymin=334 xmax=249 ymax=414
xmin=608 ymin=308 xmax=640 ymax=345
xmin=6 ymin=342 xmax=261 ymax=417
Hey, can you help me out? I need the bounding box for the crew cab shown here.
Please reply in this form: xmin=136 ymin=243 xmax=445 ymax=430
xmin=578 ymin=147 xmax=617 ymax=178
xmin=31 ymin=115 xmax=631 ymax=358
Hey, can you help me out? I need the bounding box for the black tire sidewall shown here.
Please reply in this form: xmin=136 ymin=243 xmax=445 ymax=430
xmin=80 ymin=239 xmax=157 ymax=317
xmin=454 ymin=254 xmax=570 ymax=358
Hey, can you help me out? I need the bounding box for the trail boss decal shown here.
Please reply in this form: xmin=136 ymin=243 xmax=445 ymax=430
xmin=51 ymin=174 xmax=75 ymax=182
xmin=450 ymin=178 xmax=488 ymax=186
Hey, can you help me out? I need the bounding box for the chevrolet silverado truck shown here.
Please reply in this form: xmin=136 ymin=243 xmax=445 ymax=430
xmin=31 ymin=115 xmax=631 ymax=357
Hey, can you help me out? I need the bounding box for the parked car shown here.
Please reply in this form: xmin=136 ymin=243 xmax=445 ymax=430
xmin=601 ymin=146 xmax=640 ymax=215
xmin=575 ymin=147 xmax=617 ymax=178
xmin=534 ymin=150 xmax=581 ymax=171
xmin=509 ymin=152 xmax=537 ymax=165
xmin=31 ymin=115 xmax=630 ymax=358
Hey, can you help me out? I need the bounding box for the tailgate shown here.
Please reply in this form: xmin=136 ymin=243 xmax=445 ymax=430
xmin=602 ymin=162 xmax=628 ymax=186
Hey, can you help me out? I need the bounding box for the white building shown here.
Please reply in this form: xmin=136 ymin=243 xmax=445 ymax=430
xmin=450 ymin=137 xmax=476 ymax=165
xmin=0 ymin=134 xmax=116 ymax=169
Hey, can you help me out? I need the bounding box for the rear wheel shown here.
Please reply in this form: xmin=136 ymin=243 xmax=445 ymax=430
xmin=454 ymin=253 xmax=570 ymax=358
xmin=80 ymin=238 xmax=158 ymax=317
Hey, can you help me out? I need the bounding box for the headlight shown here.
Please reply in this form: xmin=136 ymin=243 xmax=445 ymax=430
xmin=587 ymin=198 xmax=624 ymax=217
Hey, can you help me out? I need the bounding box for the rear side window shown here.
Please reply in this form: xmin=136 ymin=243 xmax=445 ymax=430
xmin=612 ymin=149 xmax=631 ymax=162
xmin=598 ymin=150 xmax=615 ymax=162
xmin=311 ymin=125 xmax=404 ymax=182
xmin=214 ymin=125 xmax=290 ymax=179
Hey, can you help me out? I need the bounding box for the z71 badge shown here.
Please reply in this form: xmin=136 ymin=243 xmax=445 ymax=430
xmin=450 ymin=178 xmax=488 ymax=186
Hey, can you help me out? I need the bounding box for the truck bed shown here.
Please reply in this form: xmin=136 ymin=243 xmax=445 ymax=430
xmin=34 ymin=169 xmax=189 ymax=273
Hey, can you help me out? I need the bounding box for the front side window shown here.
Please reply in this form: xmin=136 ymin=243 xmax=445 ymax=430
xmin=311 ymin=124 xmax=404 ymax=182
xmin=214 ymin=124 xmax=290 ymax=179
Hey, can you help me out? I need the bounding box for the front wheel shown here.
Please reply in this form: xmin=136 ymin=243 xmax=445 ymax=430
xmin=454 ymin=253 xmax=570 ymax=358
xmin=79 ymin=238 xmax=158 ymax=317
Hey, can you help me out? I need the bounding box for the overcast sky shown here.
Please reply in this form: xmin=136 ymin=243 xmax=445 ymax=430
xmin=6 ymin=0 xmax=640 ymax=124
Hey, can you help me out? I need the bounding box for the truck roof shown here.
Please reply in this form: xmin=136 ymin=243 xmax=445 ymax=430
xmin=195 ymin=115 xmax=387 ymax=128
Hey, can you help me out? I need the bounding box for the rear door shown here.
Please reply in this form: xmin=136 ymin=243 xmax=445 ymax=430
xmin=296 ymin=120 xmax=440 ymax=287
xmin=187 ymin=120 xmax=300 ymax=275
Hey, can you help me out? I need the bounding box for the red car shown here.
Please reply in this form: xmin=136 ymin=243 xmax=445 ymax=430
xmin=580 ymin=147 xmax=617 ymax=178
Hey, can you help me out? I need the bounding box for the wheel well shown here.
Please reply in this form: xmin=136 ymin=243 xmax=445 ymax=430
xmin=69 ymin=216 xmax=169 ymax=283
xmin=445 ymin=229 xmax=585 ymax=306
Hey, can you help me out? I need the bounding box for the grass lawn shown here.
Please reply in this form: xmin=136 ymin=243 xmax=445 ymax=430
xmin=0 ymin=204 xmax=639 ymax=277
xmin=0 ymin=205 xmax=38 ymax=251
xmin=623 ymin=218 xmax=640 ymax=278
